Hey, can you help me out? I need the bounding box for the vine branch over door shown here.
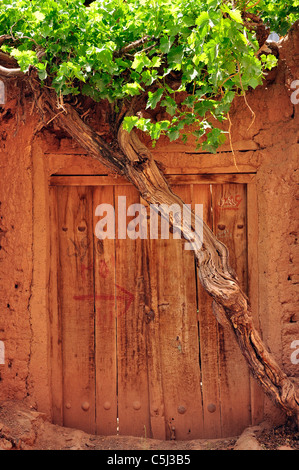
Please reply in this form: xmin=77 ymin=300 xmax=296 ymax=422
xmin=29 ymin=80 xmax=299 ymax=426
xmin=0 ymin=0 xmax=298 ymax=428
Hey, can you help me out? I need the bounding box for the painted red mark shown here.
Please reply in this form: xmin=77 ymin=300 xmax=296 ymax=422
xmin=77 ymin=258 xmax=134 ymax=317
xmin=81 ymin=260 xmax=111 ymax=280
xmin=219 ymin=195 xmax=242 ymax=210
xmin=81 ymin=264 xmax=93 ymax=281
xmin=115 ymin=284 xmax=134 ymax=311
xmin=74 ymin=294 xmax=112 ymax=301
xmin=73 ymin=284 xmax=134 ymax=316
xmin=98 ymin=260 xmax=109 ymax=279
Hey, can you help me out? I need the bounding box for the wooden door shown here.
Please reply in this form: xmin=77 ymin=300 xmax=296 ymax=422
xmin=50 ymin=175 xmax=259 ymax=439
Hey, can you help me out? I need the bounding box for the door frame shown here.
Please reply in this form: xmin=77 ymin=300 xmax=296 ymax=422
xmin=47 ymin=172 xmax=262 ymax=434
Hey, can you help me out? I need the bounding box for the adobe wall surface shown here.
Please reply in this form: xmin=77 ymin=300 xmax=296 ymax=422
xmin=0 ymin=83 xmax=37 ymax=401
xmin=0 ymin=28 xmax=298 ymax=428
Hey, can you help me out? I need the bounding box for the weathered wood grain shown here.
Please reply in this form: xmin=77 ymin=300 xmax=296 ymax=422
xmin=57 ymin=186 xmax=96 ymax=434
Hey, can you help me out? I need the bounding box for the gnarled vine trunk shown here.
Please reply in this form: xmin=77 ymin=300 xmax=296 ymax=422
xmin=117 ymin=121 xmax=299 ymax=425
xmin=29 ymin=83 xmax=299 ymax=426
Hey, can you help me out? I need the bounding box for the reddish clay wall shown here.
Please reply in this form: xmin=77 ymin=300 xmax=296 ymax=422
xmin=0 ymin=28 xmax=298 ymax=429
xmin=0 ymin=84 xmax=37 ymax=400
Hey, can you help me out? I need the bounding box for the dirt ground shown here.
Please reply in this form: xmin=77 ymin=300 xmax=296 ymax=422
xmin=0 ymin=401 xmax=298 ymax=451
xmin=256 ymin=425 xmax=299 ymax=450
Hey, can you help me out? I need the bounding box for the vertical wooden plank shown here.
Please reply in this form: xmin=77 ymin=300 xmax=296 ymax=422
xmin=142 ymin=198 xmax=166 ymax=440
xmin=194 ymin=184 xmax=222 ymax=438
xmin=93 ymin=185 xmax=118 ymax=435
xmin=214 ymin=184 xmax=248 ymax=290
xmin=49 ymin=186 xmax=63 ymax=425
xmin=212 ymin=183 xmax=251 ymax=437
xmin=57 ymin=186 xmax=96 ymax=434
xmin=154 ymin=185 xmax=204 ymax=440
xmin=115 ymin=185 xmax=150 ymax=437
xmin=247 ymin=182 xmax=264 ymax=425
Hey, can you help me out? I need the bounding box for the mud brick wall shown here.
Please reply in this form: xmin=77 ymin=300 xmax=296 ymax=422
xmin=0 ymin=30 xmax=298 ymax=427
xmin=0 ymin=84 xmax=37 ymax=400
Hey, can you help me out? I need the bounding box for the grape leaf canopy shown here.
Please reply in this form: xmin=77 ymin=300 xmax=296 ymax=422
xmin=0 ymin=0 xmax=298 ymax=152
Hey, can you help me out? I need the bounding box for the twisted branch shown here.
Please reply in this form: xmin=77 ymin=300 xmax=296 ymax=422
xmin=2 ymin=56 xmax=298 ymax=428
xmin=116 ymin=35 xmax=156 ymax=56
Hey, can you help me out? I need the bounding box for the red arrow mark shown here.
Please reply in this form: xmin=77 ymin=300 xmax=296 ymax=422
xmin=73 ymin=284 xmax=134 ymax=316
xmin=114 ymin=284 xmax=134 ymax=312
